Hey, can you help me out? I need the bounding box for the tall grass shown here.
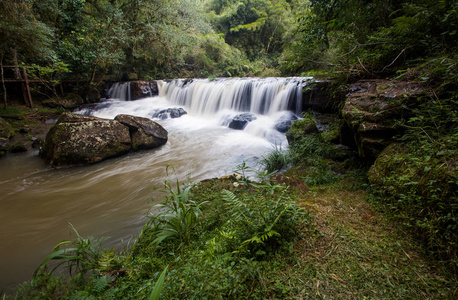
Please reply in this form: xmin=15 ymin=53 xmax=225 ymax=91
xmin=259 ymin=144 xmax=293 ymax=173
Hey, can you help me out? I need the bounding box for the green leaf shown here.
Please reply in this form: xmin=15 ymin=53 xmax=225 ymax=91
xmin=149 ymin=265 xmax=169 ymax=300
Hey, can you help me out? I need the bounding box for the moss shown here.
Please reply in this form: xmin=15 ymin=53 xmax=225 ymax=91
xmin=368 ymin=142 xmax=458 ymax=267
xmin=0 ymin=117 xmax=14 ymax=139
xmin=286 ymin=113 xmax=319 ymax=144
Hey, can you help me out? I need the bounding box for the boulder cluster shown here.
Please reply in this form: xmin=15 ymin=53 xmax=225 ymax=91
xmin=40 ymin=113 xmax=167 ymax=166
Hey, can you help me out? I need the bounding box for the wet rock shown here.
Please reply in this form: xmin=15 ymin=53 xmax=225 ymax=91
xmin=0 ymin=117 xmax=14 ymax=139
xmin=115 ymin=114 xmax=168 ymax=151
xmin=341 ymin=80 xmax=423 ymax=159
xmin=130 ymin=81 xmax=159 ymax=99
xmin=41 ymin=113 xmax=131 ymax=166
xmin=0 ymin=138 xmax=9 ymax=156
xmin=75 ymin=102 xmax=113 ymax=116
xmin=41 ymin=113 xmax=169 ymax=166
xmin=274 ymin=112 xmax=299 ymax=133
xmin=152 ymin=108 xmax=187 ymax=119
xmin=228 ymin=113 xmax=257 ymax=130
xmin=10 ymin=141 xmax=29 ymax=153
xmin=302 ymin=81 xmax=336 ymax=113
xmin=32 ymin=137 xmax=44 ymax=149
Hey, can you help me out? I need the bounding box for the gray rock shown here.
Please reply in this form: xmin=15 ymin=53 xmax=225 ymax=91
xmin=228 ymin=113 xmax=257 ymax=130
xmin=274 ymin=112 xmax=299 ymax=133
xmin=130 ymin=81 xmax=159 ymax=99
xmin=10 ymin=141 xmax=29 ymax=153
xmin=0 ymin=137 xmax=9 ymax=156
xmin=40 ymin=113 xmax=132 ymax=166
xmin=115 ymin=114 xmax=168 ymax=151
xmin=0 ymin=117 xmax=14 ymax=139
xmin=341 ymin=80 xmax=423 ymax=158
xmin=152 ymin=108 xmax=187 ymax=119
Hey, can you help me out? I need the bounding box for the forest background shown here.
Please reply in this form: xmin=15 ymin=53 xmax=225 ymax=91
xmin=1 ymin=0 xmax=457 ymax=298
xmin=1 ymin=0 xmax=455 ymax=98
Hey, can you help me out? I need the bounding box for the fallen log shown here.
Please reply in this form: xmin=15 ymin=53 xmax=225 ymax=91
xmin=0 ymin=114 xmax=22 ymax=120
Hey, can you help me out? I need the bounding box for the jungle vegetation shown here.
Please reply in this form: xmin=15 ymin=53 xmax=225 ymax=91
xmin=1 ymin=0 xmax=457 ymax=298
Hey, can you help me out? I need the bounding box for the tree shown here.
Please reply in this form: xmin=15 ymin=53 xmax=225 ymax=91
xmin=207 ymin=0 xmax=293 ymax=60
xmin=0 ymin=0 xmax=55 ymax=66
xmin=283 ymin=0 xmax=457 ymax=75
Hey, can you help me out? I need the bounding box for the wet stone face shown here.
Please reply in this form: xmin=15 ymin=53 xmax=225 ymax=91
xmin=41 ymin=113 xmax=167 ymax=166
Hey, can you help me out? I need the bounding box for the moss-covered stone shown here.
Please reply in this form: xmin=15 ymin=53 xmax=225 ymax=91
xmin=40 ymin=112 xmax=169 ymax=166
xmin=341 ymin=80 xmax=424 ymax=159
xmin=0 ymin=117 xmax=14 ymax=139
xmin=286 ymin=114 xmax=319 ymax=144
xmin=0 ymin=138 xmax=9 ymax=156
xmin=114 ymin=114 xmax=168 ymax=150
xmin=41 ymin=113 xmax=132 ymax=166
xmin=368 ymin=142 xmax=458 ymax=263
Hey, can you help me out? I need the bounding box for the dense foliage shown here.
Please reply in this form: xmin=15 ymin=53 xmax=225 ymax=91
xmin=0 ymin=0 xmax=301 ymax=99
xmin=283 ymin=0 xmax=457 ymax=77
xmin=2 ymin=0 xmax=455 ymax=92
xmin=1 ymin=0 xmax=457 ymax=297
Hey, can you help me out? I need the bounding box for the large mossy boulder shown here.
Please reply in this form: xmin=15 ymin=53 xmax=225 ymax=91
xmin=114 ymin=114 xmax=168 ymax=151
xmin=341 ymin=80 xmax=423 ymax=159
xmin=40 ymin=113 xmax=131 ymax=166
xmin=40 ymin=112 xmax=167 ymax=166
xmin=367 ymin=143 xmax=457 ymax=261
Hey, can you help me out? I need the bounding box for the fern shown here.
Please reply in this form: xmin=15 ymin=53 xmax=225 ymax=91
xmin=221 ymin=189 xmax=253 ymax=225
xmin=220 ymin=184 xmax=299 ymax=256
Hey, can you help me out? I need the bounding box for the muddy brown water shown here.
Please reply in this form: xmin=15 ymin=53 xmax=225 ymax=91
xmin=0 ymin=115 xmax=278 ymax=291
xmin=1 ymin=77 xmax=305 ymax=291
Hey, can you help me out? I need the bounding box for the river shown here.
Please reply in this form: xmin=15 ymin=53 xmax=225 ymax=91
xmin=0 ymin=77 xmax=309 ymax=290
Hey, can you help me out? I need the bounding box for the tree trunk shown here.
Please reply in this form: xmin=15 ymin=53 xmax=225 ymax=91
xmin=11 ymin=47 xmax=30 ymax=106
xmin=11 ymin=48 xmax=21 ymax=79
xmin=1 ymin=55 xmax=7 ymax=109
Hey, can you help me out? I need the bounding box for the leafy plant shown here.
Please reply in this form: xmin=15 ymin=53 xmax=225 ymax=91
xmin=217 ymin=171 xmax=301 ymax=257
xmin=144 ymin=174 xmax=207 ymax=248
xmin=34 ymin=223 xmax=105 ymax=278
xmin=259 ymin=144 xmax=292 ymax=173
xmin=149 ymin=265 xmax=168 ymax=300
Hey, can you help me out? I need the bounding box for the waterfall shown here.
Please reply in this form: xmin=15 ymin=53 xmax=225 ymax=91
xmin=106 ymin=82 xmax=131 ymax=101
xmin=159 ymin=77 xmax=312 ymax=116
xmin=77 ymin=77 xmax=314 ymax=145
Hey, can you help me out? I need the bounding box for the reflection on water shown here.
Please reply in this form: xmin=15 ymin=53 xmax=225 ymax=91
xmin=0 ymin=99 xmax=284 ymax=290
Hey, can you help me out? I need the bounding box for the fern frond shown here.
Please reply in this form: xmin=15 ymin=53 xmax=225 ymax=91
xmin=221 ymin=189 xmax=253 ymax=223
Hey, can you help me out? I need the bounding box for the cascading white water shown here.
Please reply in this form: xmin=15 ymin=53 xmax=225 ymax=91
xmin=82 ymin=77 xmax=313 ymax=146
xmin=0 ymin=77 xmax=313 ymax=290
xmin=106 ymin=82 xmax=131 ymax=101
xmin=159 ymin=77 xmax=310 ymax=116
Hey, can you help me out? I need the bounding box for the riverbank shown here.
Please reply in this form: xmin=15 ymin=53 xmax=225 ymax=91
xmin=0 ymin=104 xmax=67 ymax=156
xmin=10 ymin=155 xmax=456 ymax=298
